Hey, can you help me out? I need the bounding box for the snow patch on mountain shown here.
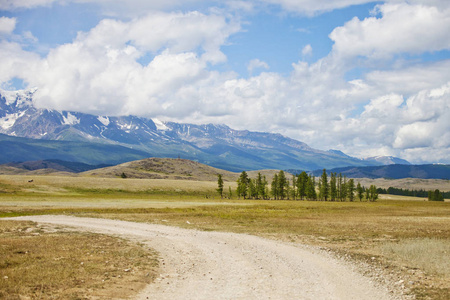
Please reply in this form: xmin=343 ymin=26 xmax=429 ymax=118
xmin=365 ymin=156 xmax=410 ymax=165
xmin=0 ymin=113 xmax=18 ymax=129
xmin=0 ymin=89 xmax=36 ymax=107
xmin=62 ymin=112 xmax=80 ymax=125
xmin=0 ymin=111 xmax=25 ymax=130
xmin=97 ymin=116 xmax=110 ymax=126
xmin=0 ymin=90 xmax=19 ymax=105
xmin=153 ymin=118 xmax=169 ymax=131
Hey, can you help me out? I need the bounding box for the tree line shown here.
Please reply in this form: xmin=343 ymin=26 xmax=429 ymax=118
xmin=218 ymin=169 xmax=378 ymax=201
xmin=377 ymin=186 xmax=448 ymax=200
xmin=427 ymin=189 xmax=446 ymax=201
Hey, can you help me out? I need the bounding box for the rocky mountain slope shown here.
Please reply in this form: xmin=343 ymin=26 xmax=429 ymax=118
xmin=0 ymin=89 xmax=407 ymax=171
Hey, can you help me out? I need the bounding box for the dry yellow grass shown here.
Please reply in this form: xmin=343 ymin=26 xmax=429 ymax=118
xmin=381 ymin=238 xmax=450 ymax=277
xmin=82 ymin=157 xmax=239 ymax=181
xmin=0 ymin=220 xmax=158 ymax=299
xmin=0 ymin=174 xmax=236 ymax=194
xmin=1 ymin=174 xmax=449 ymax=299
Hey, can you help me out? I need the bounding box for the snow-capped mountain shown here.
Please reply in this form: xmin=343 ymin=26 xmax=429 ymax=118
xmin=363 ymin=156 xmax=411 ymax=165
xmin=0 ymin=89 xmax=407 ymax=171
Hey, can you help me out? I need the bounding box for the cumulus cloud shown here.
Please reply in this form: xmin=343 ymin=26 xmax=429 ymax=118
xmin=338 ymin=83 xmax=450 ymax=163
xmin=8 ymin=11 xmax=240 ymax=116
xmin=1 ymin=1 xmax=449 ymax=164
xmin=365 ymin=60 xmax=450 ymax=96
xmin=329 ymin=2 xmax=450 ymax=59
xmin=301 ymin=44 xmax=312 ymax=57
xmin=247 ymin=59 xmax=269 ymax=75
xmin=0 ymin=17 xmax=16 ymax=35
xmin=0 ymin=40 xmax=41 ymax=84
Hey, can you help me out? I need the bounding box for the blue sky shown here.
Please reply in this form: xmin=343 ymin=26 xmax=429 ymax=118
xmin=0 ymin=0 xmax=449 ymax=164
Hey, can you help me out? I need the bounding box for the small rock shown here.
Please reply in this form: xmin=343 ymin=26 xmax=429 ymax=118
xmin=186 ymin=221 xmax=191 ymax=224
xmin=124 ymin=268 xmax=131 ymax=272
xmin=3 ymin=276 xmax=8 ymax=279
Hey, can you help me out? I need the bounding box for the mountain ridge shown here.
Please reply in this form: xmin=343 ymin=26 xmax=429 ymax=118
xmin=312 ymin=164 xmax=450 ymax=180
xmin=0 ymin=89 xmax=408 ymax=171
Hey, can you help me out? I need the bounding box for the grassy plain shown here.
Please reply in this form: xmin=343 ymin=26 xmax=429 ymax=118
xmin=0 ymin=220 xmax=158 ymax=299
xmin=1 ymin=174 xmax=449 ymax=299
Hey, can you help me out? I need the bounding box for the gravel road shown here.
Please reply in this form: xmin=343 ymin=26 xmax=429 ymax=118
xmin=9 ymin=215 xmax=398 ymax=300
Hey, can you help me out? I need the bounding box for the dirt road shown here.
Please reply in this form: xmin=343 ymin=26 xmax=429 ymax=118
xmin=9 ymin=215 xmax=398 ymax=299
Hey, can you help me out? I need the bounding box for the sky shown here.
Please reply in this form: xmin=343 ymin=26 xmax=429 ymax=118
xmin=0 ymin=0 xmax=449 ymax=164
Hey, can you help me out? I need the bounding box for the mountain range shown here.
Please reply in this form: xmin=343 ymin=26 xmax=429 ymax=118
xmin=311 ymin=164 xmax=450 ymax=180
xmin=0 ymin=89 xmax=410 ymax=172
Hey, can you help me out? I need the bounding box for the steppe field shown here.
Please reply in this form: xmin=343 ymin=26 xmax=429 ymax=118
xmin=0 ymin=174 xmax=449 ymax=299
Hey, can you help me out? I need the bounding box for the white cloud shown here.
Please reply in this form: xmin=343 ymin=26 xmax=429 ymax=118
xmin=365 ymin=60 xmax=450 ymax=96
xmin=0 ymin=17 xmax=16 ymax=35
xmin=1 ymin=1 xmax=449 ymax=164
xmin=0 ymin=40 xmax=41 ymax=84
xmin=339 ymin=83 xmax=450 ymax=163
xmin=330 ymin=2 xmax=450 ymax=59
xmin=260 ymin=0 xmax=375 ymax=16
xmin=301 ymin=44 xmax=312 ymax=57
xmin=247 ymin=59 xmax=269 ymax=75
xmin=0 ymin=0 xmax=204 ymax=11
xmin=394 ymin=122 xmax=435 ymax=149
xmin=0 ymin=0 xmax=56 ymax=10
xmin=6 ymin=11 xmax=240 ymax=116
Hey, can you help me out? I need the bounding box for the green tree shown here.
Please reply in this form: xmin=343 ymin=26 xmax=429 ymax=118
xmin=228 ymin=186 xmax=233 ymax=199
xmin=248 ymin=179 xmax=258 ymax=199
xmin=271 ymin=174 xmax=279 ymax=200
xmin=216 ymin=174 xmax=224 ymax=198
xmin=429 ymin=189 xmax=444 ymax=201
xmin=369 ymin=185 xmax=378 ymax=202
xmin=319 ymin=169 xmax=328 ymax=201
xmin=256 ymin=173 xmax=264 ymax=199
xmin=428 ymin=190 xmax=434 ymax=201
xmin=306 ymin=175 xmax=317 ymax=200
xmin=347 ymin=179 xmax=355 ymax=202
xmin=329 ymin=172 xmax=337 ymax=201
xmin=291 ymin=174 xmax=297 ymax=200
xmin=236 ymin=171 xmax=249 ymax=199
xmin=263 ymin=175 xmax=269 ymax=199
xmin=277 ymin=170 xmax=287 ymax=200
xmin=356 ymin=182 xmax=363 ymax=201
xmin=297 ymin=171 xmax=308 ymax=200
xmin=341 ymin=175 xmax=348 ymax=201
xmin=337 ymin=173 xmax=343 ymax=201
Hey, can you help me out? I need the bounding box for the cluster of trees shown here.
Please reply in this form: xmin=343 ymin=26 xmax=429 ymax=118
xmin=218 ymin=169 xmax=378 ymax=202
xmin=428 ymin=189 xmax=445 ymax=201
xmin=317 ymin=169 xmax=377 ymax=202
xmin=377 ymin=187 xmax=448 ymax=200
xmin=377 ymin=187 xmax=428 ymax=197
xmin=236 ymin=171 xmax=270 ymax=199
xmin=270 ymin=170 xmax=317 ymax=200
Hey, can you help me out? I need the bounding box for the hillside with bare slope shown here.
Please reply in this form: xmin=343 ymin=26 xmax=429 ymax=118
xmin=82 ymin=157 xmax=239 ymax=182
